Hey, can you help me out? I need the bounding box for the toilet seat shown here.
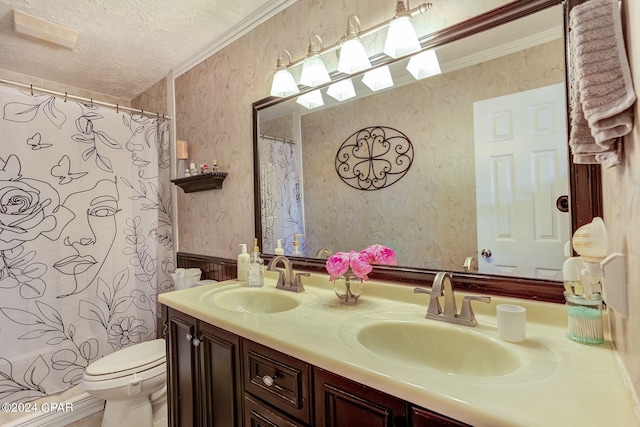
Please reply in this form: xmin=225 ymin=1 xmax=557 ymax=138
xmin=84 ymin=339 xmax=166 ymax=381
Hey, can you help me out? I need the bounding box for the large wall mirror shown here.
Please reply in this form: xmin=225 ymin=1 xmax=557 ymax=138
xmin=252 ymin=0 xmax=600 ymax=302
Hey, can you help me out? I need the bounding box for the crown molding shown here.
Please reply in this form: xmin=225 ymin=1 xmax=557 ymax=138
xmin=172 ymin=0 xmax=299 ymax=78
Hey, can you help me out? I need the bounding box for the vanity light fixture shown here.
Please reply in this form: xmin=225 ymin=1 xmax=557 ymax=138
xmin=327 ymin=79 xmax=357 ymax=101
xmin=362 ymin=65 xmax=394 ymax=91
xmin=337 ymin=15 xmax=372 ymax=74
xmin=296 ymin=89 xmax=324 ymax=109
xmin=406 ymin=49 xmax=441 ymax=80
xmin=384 ymin=1 xmax=422 ymax=59
xmin=268 ymin=3 xmax=433 ymax=97
xmin=300 ymin=34 xmax=331 ymax=87
xmin=270 ymin=50 xmax=300 ymax=97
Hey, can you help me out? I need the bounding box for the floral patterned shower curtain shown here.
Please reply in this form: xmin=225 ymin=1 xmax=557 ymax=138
xmin=0 ymin=84 xmax=173 ymax=403
xmin=259 ymin=136 xmax=305 ymax=255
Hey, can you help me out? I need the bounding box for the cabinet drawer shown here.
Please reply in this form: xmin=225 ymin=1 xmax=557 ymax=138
xmin=243 ymin=340 xmax=311 ymax=424
xmin=244 ymin=394 xmax=307 ymax=427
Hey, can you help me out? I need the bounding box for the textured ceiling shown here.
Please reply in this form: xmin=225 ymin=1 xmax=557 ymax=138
xmin=0 ymin=0 xmax=279 ymax=100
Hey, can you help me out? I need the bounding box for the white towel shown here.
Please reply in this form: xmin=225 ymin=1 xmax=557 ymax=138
xmin=568 ymin=0 xmax=636 ymax=168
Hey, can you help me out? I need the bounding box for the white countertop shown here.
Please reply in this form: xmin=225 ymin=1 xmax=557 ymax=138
xmin=159 ymin=272 xmax=639 ymax=427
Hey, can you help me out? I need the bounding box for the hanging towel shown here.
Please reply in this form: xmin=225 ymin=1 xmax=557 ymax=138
xmin=568 ymin=0 xmax=636 ymax=168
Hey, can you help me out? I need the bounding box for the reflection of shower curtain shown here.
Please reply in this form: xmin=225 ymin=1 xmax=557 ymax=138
xmin=0 ymin=85 xmax=173 ymax=403
xmin=259 ymin=136 xmax=305 ymax=255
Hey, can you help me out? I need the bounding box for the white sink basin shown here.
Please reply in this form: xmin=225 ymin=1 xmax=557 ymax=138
xmin=356 ymin=320 xmax=520 ymax=377
xmin=202 ymin=286 xmax=299 ymax=314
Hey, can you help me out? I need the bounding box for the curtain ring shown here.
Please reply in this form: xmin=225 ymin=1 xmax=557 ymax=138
xmin=116 ymin=104 xmax=119 ymax=113
xmin=30 ymin=84 xmax=33 ymax=96
xmin=64 ymin=92 xmax=67 ymax=102
xmin=90 ymin=98 xmax=93 ymax=107
xmin=140 ymin=109 xmax=144 ymax=117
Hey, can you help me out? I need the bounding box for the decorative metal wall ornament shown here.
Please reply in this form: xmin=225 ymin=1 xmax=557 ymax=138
xmin=335 ymin=126 xmax=414 ymax=190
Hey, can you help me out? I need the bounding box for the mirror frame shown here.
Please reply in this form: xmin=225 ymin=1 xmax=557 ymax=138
xmin=252 ymin=0 xmax=601 ymax=303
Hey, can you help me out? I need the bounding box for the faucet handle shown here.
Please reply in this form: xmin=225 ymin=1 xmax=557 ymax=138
xmin=293 ymin=272 xmax=310 ymax=293
xmin=459 ymin=296 xmax=491 ymax=325
xmin=413 ymin=287 xmax=442 ymax=316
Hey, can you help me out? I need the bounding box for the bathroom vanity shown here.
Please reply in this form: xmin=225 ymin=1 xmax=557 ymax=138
xmin=159 ymin=273 xmax=638 ymax=427
xmin=164 ymin=307 xmax=463 ymax=427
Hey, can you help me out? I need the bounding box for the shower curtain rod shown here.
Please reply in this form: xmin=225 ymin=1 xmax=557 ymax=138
xmin=0 ymin=78 xmax=172 ymax=120
xmin=260 ymin=134 xmax=297 ymax=144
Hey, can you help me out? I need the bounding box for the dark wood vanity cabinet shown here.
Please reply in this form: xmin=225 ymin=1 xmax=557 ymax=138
xmin=314 ymin=368 xmax=407 ymax=427
xmin=165 ymin=306 xmax=469 ymax=427
xmin=165 ymin=308 xmax=242 ymax=427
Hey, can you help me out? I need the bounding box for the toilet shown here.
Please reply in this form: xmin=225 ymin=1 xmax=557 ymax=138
xmin=81 ymin=339 xmax=167 ymax=427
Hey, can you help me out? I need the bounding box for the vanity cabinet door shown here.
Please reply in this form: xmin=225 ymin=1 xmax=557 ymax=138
xmin=165 ymin=307 xmax=242 ymax=427
xmin=166 ymin=308 xmax=198 ymax=427
xmin=410 ymin=406 xmax=471 ymax=427
xmin=199 ymin=321 xmax=242 ymax=427
xmin=314 ymin=368 xmax=407 ymax=427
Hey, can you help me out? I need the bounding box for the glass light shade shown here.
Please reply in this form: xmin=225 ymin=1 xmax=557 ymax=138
xmin=337 ymin=38 xmax=371 ymax=74
xmin=384 ymin=15 xmax=421 ymax=59
xmin=406 ymin=49 xmax=442 ymax=80
xmin=270 ymin=69 xmax=300 ymax=97
xmin=327 ymin=79 xmax=356 ymax=101
xmin=300 ymin=54 xmax=331 ymax=87
xmin=296 ymin=89 xmax=324 ymax=109
xmin=362 ymin=66 xmax=394 ymax=91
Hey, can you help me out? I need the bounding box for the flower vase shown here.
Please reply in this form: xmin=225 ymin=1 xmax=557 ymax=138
xmin=333 ymin=269 xmax=364 ymax=305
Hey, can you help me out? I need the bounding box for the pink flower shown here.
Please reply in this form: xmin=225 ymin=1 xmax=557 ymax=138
xmin=349 ymin=251 xmax=373 ymax=280
xmin=326 ymin=246 xmax=394 ymax=281
xmin=360 ymin=244 xmax=397 ymax=266
xmin=325 ymin=251 xmax=351 ymax=281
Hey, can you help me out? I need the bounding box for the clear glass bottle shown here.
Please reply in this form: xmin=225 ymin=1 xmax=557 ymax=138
xmin=292 ymin=234 xmax=303 ymax=256
xmin=247 ymin=238 xmax=264 ymax=288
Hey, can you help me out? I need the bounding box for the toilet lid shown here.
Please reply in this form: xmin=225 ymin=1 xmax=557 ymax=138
xmin=85 ymin=339 xmax=165 ymax=379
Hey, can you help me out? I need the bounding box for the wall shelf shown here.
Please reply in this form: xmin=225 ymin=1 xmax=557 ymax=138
xmin=171 ymin=172 xmax=228 ymax=193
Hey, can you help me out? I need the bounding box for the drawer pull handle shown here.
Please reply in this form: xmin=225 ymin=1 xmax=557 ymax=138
xmin=262 ymin=375 xmax=275 ymax=387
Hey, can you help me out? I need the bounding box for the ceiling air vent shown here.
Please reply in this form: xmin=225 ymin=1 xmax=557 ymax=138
xmin=13 ymin=9 xmax=78 ymax=51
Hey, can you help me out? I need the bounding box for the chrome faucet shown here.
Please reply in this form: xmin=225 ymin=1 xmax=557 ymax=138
xmin=413 ymin=272 xmax=491 ymax=327
xmin=267 ymin=255 xmax=309 ymax=293
xmin=315 ymin=247 xmax=332 ymax=259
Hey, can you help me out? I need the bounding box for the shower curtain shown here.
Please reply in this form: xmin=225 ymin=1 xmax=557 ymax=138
xmin=0 ymin=85 xmax=173 ymax=403
xmin=259 ymin=136 xmax=305 ymax=255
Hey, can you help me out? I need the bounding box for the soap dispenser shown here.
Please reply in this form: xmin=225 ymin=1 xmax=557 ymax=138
xmin=274 ymin=239 xmax=285 ymax=255
xmin=292 ymin=234 xmax=303 ymax=256
xmin=247 ymin=238 xmax=264 ymax=288
xmin=237 ymin=243 xmax=250 ymax=282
